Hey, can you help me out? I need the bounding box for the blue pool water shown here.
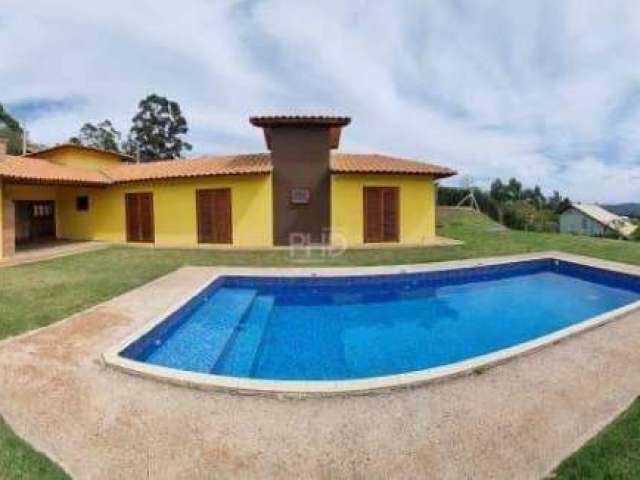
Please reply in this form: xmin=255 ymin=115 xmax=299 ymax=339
xmin=122 ymin=259 xmax=640 ymax=381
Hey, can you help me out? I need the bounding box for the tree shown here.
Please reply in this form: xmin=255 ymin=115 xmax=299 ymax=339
xmin=490 ymin=178 xmax=508 ymax=202
xmin=506 ymin=177 xmax=523 ymax=201
xmin=547 ymin=190 xmax=571 ymax=213
xmin=522 ymin=185 xmax=546 ymax=209
xmin=0 ymin=103 xmax=22 ymax=132
xmin=0 ymin=102 xmax=24 ymax=155
xmin=490 ymin=177 xmax=524 ymax=202
xmin=69 ymin=119 xmax=122 ymax=152
xmin=126 ymin=94 xmax=192 ymax=161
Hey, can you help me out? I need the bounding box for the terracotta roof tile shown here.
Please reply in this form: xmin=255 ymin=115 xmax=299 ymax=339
xmin=330 ymin=153 xmax=456 ymax=178
xmin=104 ymin=154 xmax=272 ymax=183
xmin=250 ymin=115 xmax=351 ymax=128
xmin=25 ymin=143 xmax=135 ymax=162
xmin=0 ymin=155 xmax=110 ymax=185
xmin=0 ymin=152 xmax=455 ymax=186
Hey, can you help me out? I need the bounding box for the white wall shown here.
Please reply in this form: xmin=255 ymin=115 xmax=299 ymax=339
xmin=559 ymin=208 xmax=608 ymax=236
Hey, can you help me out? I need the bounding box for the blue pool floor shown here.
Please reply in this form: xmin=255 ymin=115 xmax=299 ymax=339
xmin=126 ymin=261 xmax=640 ymax=381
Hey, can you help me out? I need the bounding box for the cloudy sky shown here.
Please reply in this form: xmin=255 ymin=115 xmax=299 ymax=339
xmin=2 ymin=0 xmax=640 ymax=202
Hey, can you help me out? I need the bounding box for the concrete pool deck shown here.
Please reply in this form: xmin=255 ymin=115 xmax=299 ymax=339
xmin=1 ymin=251 xmax=640 ymax=478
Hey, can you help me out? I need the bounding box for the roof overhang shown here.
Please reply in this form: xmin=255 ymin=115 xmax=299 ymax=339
xmin=250 ymin=115 xmax=351 ymax=150
xmin=1 ymin=177 xmax=108 ymax=187
xmin=25 ymin=143 xmax=135 ymax=162
xmin=249 ymin=115 xmax=351 ymax=128
xmin=0 ymin=155 xmax=111 ymax=186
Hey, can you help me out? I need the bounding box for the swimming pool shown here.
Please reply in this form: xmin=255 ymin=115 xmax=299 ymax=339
xmin=109 ymin=256 xmax=640 ymax=393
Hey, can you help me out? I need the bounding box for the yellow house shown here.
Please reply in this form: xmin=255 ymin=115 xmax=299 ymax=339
xmin=0 ymin=116 xmax=456 ymax=258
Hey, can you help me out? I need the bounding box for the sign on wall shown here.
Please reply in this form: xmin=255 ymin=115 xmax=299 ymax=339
xmin=290 ymin=188 xmax=311 ymax=205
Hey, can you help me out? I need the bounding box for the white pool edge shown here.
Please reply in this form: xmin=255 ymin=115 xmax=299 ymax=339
xmin=102 ymin=252 xmax=640 ymax=395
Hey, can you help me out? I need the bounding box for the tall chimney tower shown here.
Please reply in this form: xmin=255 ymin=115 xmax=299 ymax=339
xmin=250 ymin=115 xmax=351 ymax=246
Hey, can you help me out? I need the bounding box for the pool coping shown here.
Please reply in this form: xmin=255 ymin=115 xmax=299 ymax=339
xmin=102 ymin=251 xmax=640 ymax=395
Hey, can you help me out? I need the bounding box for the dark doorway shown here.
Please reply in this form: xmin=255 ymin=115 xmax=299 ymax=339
xmin=196 ymin=189 xmax=232 ymax=244
xmin=363 ymin=187 xmax=399 ymax=243
xmin=125 ymin=192 xmax=154 ymax=243
xmin=15 ymin=201 xmax=56 ymax=244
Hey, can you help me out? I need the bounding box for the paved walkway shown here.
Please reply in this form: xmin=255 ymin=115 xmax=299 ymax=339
xmin=1 ymin=241 xmax=107 ymax=267
xmin=1 ymin=257 xmax=640 ymax=479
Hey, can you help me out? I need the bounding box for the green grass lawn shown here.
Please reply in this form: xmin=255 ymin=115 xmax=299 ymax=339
xmin=2 ymin=207 xmax=640 ymax=478
xmin=552 ymin=398 xmax=640 ymax=479
xmin=0 ymin=417 xmax=68 ymax=480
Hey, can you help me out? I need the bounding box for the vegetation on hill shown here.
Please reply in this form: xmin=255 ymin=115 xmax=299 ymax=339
xmin=438 ymin=177 xmax=571 ymax=232
xmin=602 ymin=203 xmax=640 ymax=219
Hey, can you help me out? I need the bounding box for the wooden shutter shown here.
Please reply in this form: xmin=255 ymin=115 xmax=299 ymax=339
xmin=125 ymin=192 xmax=154 ymax=243
xmin=139 ymin=193 xmax=154 ymax=242
xmin=364 ymin=187 xmax=382 ymax=242
xmin=213 ymin=189 xmax=232 ymax=243
xmin=363 ymin=187 xmax=399 ymax=243
xmin=197 ymin=189 xmax=232 ymax=244
xmin=197 ymin=190 xmax=214 ymax=243
xmin=125 ymin=193 xmax=139 ymax=242
xmin=382 ymin=188 xmax=399 ymax=241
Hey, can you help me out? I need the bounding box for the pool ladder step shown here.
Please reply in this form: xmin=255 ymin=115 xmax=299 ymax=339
xmin=144 ymin=288 xmax=258 ymax=373
xmin=212 ymin=295 xmax=275 ymax=376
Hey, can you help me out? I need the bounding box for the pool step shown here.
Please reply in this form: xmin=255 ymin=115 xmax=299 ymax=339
xmin=213 ymin=295 xmax=275 ymax=376
xmin=145 ymin=288 xmax=258 ymax=373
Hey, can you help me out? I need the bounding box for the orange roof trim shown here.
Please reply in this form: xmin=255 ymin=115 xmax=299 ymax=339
xmin=26 ymin=143 xmax=135 ymax=162
xmin=104 ymin=154 xmax=272 ymax=183
xmin=331 ymin=153 xmax=456 ymax=178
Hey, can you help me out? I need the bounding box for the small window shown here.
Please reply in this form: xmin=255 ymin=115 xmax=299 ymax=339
xmin=581 ymin=217 xmax=588 ymax=230
xmin=76 ymin=196 xmax=89 ymax=211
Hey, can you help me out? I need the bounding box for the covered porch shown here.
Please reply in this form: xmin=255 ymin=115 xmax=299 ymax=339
xmin=0 ymin=182 xmax=102 ymax=259
xmin=0 ymin=154 xmax=110 ymax=259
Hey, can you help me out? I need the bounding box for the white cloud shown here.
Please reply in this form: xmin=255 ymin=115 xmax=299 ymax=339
xmin=2 ymin=0 xmax=640 ymax=202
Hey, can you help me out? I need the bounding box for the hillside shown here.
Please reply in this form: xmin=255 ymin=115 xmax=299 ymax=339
xmin=435 ymin=207 xmax=640 ymax=266
xmin=602 ymin=203 xmax=640 ymax=218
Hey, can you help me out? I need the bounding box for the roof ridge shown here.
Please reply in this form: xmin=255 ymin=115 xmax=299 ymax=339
xmin=26 ymin=143 xmax=135 ymax=161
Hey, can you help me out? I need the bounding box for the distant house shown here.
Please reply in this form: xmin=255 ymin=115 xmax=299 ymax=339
xmin=559 ymin=203 xmax=637 ymax=239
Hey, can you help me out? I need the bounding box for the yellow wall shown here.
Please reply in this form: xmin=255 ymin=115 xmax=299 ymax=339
xmin=37 ymin=147 xmax=125 ymax=170
xmin=1 ymin=172 xmax=436 ymax=254
xmin=57 ymin=186 xmax=96 ymax=240
xmin=330 ymin=174 xmax=436 ymax=247
xmin=57 ymin=174 xmax=273 ymax=247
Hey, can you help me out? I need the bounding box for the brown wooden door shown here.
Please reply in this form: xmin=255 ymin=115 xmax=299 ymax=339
xmin=197 ymin=189 xmax=232 ymax=244
xmin=363 ymin=187 xmax=399 ymax=243
xmin=125 ymin=192 xmax=154 ymax=243
xmin=15 ymin=201 xmax=56 ymax=243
